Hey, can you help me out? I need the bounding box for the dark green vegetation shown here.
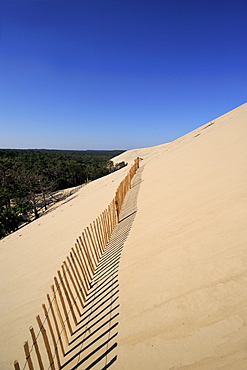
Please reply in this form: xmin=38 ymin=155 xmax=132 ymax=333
xmin=0 ymin=149 xmax=126 ymax=238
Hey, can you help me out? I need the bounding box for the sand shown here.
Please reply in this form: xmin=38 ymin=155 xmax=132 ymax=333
xmin=0 ymin=163 xmax=134 ymax=369
xmin=116 ymin=103 xmax=247 ymax=369
xmin=0 ymin=103 xmax=246 ymax=369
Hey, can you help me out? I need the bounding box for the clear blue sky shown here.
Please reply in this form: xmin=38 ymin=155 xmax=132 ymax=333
xmin=0 ymin=0 xmax=246 ymax=150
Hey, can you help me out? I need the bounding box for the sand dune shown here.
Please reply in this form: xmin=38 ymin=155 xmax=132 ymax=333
xmin=0 ymin=163 xmax=134 ymax=369
xmin=117 ymin=103 xmax=247 ymax=369
xmin=0 ymin=103 xmax=246 ymax=369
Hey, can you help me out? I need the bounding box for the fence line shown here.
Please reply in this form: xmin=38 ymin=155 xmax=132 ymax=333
xmin=14 ymin=157 xmax=139 ymax=370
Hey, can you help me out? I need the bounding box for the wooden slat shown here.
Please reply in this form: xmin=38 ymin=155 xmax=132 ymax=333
xmin=87 ymin=226 xmax=99 ymax=263
xmin=100 ymin=212 xmax=107 ymax=247
xmin=29 ymin=326 xmax=44 ymax=370
xmin=63 ymin=260 xmax=84 ymax=309
xmin=67 ymin=256 xmax=85 ymax=306
xmin=78 ymin=235 xmax=93 ymax=280
xmin=104 ymin=209 xmax=111 ymax=242
xmin=102 ymin=210 xmax=109 ymax=244
xmin=81 ymin=231 xmax=95 ymax=274
xmin=70 ymin=251 xmax=86 ymax=300
xmin=75 ymin=241 xmax=90 ymax=287
xmin=47 ymin=293 xmax=65 ymax=356
xmin=90 ymin=223 xmax=100 ymax=260
xmin=112 ymin=199 xmax=117 ymax=227
xmin=42 ymin=303 xmax=61 ymax=369
xmin=71 ymin=247 xmax=88 ymax=293
xmin=58 ymin=270 xmax=77 ymax=326
xmin=108 ymin=205 xmax=112 ymax=235
xmin=108 ymin=203 xmax=112 ymax=234
xmin=84 ymin=228 xmax=97 ymax=267
xmin=36 ymin=315 xmax=55 ymax=370
xmin=98 ymin=216 xmax=105 ymax=250
xmin=51 ymin=284 xmax=69 ymax=346
xmin=93 ymin=220 xmax=103 ymax=255
xmin=54 ymin=276 xmax=73 ymax=336
xmin=24 ymin=341 xmax=34 ymax=370
xmin=14 ymin=361 xmax=20 ymax=370
xmin=61 ymin=263 xmax=81 ymax=317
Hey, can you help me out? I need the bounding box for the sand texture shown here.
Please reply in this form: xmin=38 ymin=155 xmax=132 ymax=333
xmin=0 ymin=103 xmax=246 ymax=369
xmin=116 ymin=103 xmax=247 ymax=369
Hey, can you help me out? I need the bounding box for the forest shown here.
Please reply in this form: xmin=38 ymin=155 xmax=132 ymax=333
xmin=0 ymin=149 xmax=126 ymax=238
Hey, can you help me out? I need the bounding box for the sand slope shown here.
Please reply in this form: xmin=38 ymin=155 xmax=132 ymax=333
xmin=117 ymin=103 xmax=247 ymax=369
xmin=0 ymin=103 xmax=246 ymax=369
xmin=0 ymin=163 xmax=135 ymax=369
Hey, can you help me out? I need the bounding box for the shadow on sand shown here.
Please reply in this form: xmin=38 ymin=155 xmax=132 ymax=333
xmin=60 ymin=167 xmax=144 ymax=369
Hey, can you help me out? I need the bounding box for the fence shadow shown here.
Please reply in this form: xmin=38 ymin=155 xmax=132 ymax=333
xmin=60 ymin=166 xmax=144 ymax=369
xmin=13 ymin=160 xmax=143 ymax=370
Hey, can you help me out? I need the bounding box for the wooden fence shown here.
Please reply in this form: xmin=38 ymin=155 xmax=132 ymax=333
xmin=13 ymin=157 xmax=139 ymax=370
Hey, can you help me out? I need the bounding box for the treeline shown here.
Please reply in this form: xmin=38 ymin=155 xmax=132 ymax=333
xmin=0 ymin=149 xmax=126 ymax=238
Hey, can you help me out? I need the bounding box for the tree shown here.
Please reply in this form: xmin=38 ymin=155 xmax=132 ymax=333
xmin=0 ymin=149 xmax=126 ymax=238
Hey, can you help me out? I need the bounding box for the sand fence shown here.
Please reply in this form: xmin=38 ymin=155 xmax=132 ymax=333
xmin=14 ymin=158 xmax=140 ymax=370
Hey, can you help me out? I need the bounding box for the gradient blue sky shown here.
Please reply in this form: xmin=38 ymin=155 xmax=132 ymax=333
xmin=0 ymin=0 xmax=246 ymax=150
